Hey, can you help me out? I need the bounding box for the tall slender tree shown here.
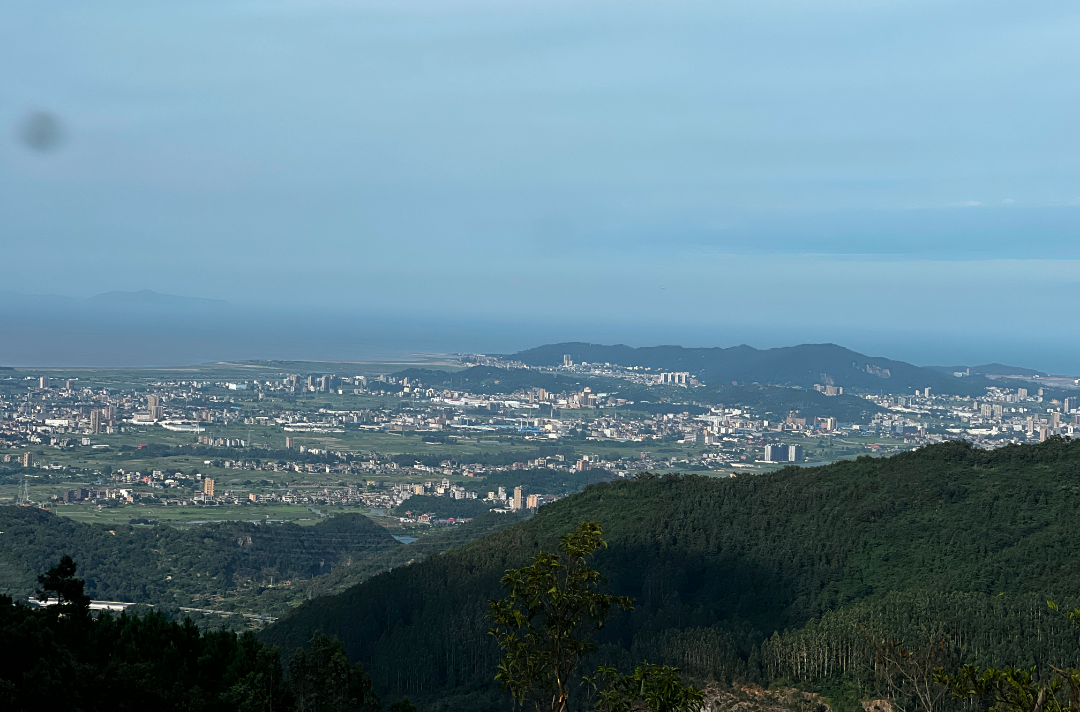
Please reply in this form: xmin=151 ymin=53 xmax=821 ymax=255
xmin=488 ymin=521 xmax=634 ymax=712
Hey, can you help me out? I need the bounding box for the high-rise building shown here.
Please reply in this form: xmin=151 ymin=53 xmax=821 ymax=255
xmin=39 ymin=376 xmax=49 ymax=389
xmin=1018 ymin=388 xmax=1029 ymax=398
xmin=285 ymin=436 xmax=294 ymax=449
xmin=320 ymin=375 xmax=332 ymax=393
xmin=307 ymin=375 xmax=317 ymax=391
xmin=764 ymin=444 xmax=782 ymax=462
xmin=787 ymin=444 xmax=804 ymax=463
xmin=90 ymin=410 xmax=101 ymax=434
xmin=1065 ymin=398 xmax=1077 ymax=413
xmin=203 ymin=478 xmax=215 ymax=497
xmin=65 ymin=380 xmax=74 ymax=391
xmin=497 ymin=486 xmax=506 ymax=501
xmin=992 ymin=404 xmax=1004 ymax=419
xmin=22 ymin=452 xmax=33 ymax=468
xmin=526 ymin=494 xmax=540 ymax=509
xmin=1052 ymin=412 xmax=1062 ymax=427
xmin=923 ymin=387 xmax=931 ymax=398
xmin=513 ymin=486 xmax=525 ymax=511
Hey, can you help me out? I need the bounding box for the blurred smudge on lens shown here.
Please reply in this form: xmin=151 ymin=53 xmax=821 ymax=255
xmin=18 ymin=111 xmax=64 ymax=152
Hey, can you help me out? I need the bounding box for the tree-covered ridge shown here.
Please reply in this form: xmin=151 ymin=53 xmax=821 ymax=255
xmin=260 ymin=439 xmax=1080 ymax=710
xmin=762 ymin=591 xmax=1080 ymax=683
xmin=0 ymin=556 xmax=380 ymax=712
xmin=510 ymin=342 xmax=992 ymax=395
xmin=221 ymin=511 xmax=529 ymax=617
xmin=0 ymin=509 xmax=400 ymax=607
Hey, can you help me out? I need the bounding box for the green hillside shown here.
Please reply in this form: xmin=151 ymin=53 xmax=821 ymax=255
xmin=0 ymin=509 xmax=400 ymax=608
xmin=261 ymin=438 xmax=1080 ymax=710
xmin=511 ymin=342 xmax=991 ymax=395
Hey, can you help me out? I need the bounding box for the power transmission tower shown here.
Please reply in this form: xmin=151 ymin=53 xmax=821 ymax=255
xmin=20 ymin=476 xmax=30 ymax=504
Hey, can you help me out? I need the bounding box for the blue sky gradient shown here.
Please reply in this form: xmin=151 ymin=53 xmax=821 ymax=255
xmin=2 ymin=0 xmax=1079 ymax=368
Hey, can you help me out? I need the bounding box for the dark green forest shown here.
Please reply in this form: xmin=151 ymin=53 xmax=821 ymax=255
xmin=261 ymin=438 xmax=1080 ymax=711
xmin=0 ymin=560 xmax=379 ymax=712
xmin=394 ymin=495 xmax=493 ymax=520
xmin=221 ymin=511 xmax=529 ymax=616
xmin=0 ymin=509 xmax=400 ymax=607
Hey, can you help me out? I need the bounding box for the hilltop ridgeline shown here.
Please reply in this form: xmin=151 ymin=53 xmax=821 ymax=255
xmin=261 ymin=438 xmax=1080 ymax=710
xmin=511 ymin=342 xmax=1011 ymax=395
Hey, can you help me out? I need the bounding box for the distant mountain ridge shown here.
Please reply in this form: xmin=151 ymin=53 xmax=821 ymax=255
xmin=87 ymin=289 xmax=228 ymax=308
xmin=511 ymin=342 xmax=993 ymax=395
xmin=0 ymin=289 xmax=228 ymax=310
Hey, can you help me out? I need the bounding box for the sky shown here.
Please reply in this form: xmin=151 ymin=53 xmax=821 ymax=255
xmin=2 ymin=0 xmax=1080 ymax=369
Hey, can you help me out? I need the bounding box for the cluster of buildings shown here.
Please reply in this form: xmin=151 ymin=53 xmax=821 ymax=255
xmin=481 ymin=485 xmax=559 ymax=511
xmin=763 ymin=444 xmax=804 ymax=463
xmin=867 ymin=386 xmax=1080 ymax=447
xmin=5 ymin=362 xmax=1080 ymax=513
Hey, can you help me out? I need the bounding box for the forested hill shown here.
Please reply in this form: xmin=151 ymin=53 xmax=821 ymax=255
xmin=0 ymin=510 xmax=399 ymax=608
xmin=394 ymin=365 xmax=882 ymax=422
xmin=511 ymin=342 xmax=992 ymax=395
xmin=391 ymin=365 xmax=599 ymax=395
xmin=262 ymin=438 xmax=1080 ymax=710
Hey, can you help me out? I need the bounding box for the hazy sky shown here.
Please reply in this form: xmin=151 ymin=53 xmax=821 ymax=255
xmin=3 ymin=0 xmax=1080 ymax=367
